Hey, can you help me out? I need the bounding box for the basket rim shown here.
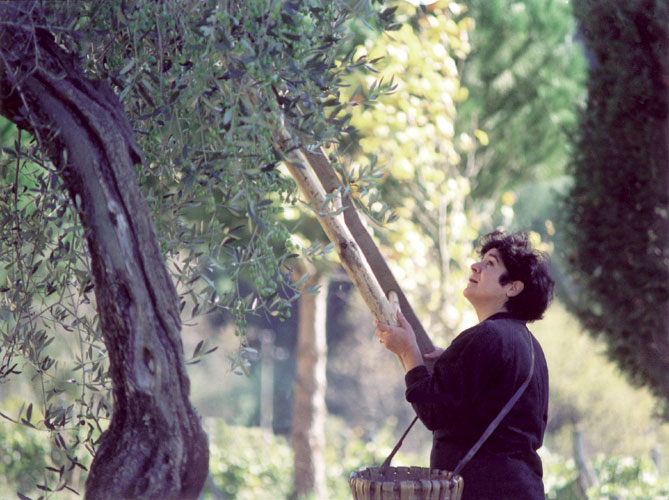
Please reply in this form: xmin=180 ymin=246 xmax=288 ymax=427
xmin=349 ymin=465 xmax=463 ymax=484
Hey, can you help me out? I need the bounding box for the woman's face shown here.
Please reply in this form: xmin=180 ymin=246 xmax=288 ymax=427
xmin=463 ymin=248 xmax=516 ymax=311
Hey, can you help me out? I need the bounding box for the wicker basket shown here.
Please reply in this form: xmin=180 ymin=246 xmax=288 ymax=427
xmin=350 ymin=466 xmax=463 ymax=500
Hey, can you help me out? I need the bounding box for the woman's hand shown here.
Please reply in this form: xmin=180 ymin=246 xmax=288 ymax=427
xmin=374 ymin=310 xmax=423 ymax=371
xmin=423 ymin=347 xmax=445 ymax=360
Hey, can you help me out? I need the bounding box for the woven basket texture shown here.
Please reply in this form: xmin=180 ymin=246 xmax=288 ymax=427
xmin=349 ymin=466 xmax=463 ymax=500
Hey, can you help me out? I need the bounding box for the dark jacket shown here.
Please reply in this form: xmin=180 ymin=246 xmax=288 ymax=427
xmin=404 ymin=312 xmax=549 ymax=500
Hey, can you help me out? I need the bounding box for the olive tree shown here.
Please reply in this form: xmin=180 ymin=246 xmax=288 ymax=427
xmin=0 ymin=9 xmax=209 ymax=498
xmin=0 ymin=0 xmax=396 ymax=497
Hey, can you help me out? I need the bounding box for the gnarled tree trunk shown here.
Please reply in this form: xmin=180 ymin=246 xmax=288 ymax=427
xmin=0 ymin=5 xmax=208 ymax=499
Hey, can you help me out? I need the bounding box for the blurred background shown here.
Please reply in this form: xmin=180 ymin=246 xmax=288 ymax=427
xmin=0 ymin=0 xmax=667 ymax=499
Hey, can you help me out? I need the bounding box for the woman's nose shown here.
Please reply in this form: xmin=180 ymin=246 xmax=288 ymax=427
xmin=471 ymin=261 xmax=481 ymax=273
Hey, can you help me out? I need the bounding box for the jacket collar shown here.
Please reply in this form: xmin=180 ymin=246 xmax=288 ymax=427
xmin=486 ymin=311 xmax=525 ymax=323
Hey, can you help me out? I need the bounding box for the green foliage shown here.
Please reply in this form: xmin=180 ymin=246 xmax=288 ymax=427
xmin=0 ymin=125 xmax=108 ymax=497
xmin=561 ymin=0 xmax=669 ymax=415
xmin=533 ymin=303 xmax=669 ymax=497
xmin=587 ymin=455 xmax=669 ymax=499
xmin=0 ymin=411 xmax=90 ymax=499
xmin=69 ymin=0 xmax=396 ymax=335
xmin=1 ymin=0 xmax=399 ymax=494
xmin=191 ymin=415 xmax=669 ymax=500
xmin=0 ymin=420 xmax=50 ymax=495
xmin=204 ymin=420 xmax=293 ymax=500
xmin=543 ymin=452 xmax=669 ymax=500
xmin=455 ymin=0 xmax=586 ymax=201
xmin=541 ymin=447 xmax=582 ymax=500
xmin=200 ymin=416 xmax=424 ymax=500
xmin=1 ymin=0 xmax=399 ymax=380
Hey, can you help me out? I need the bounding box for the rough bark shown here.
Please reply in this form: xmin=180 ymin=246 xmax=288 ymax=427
xmin=291 ymin=270 xmax=328 ymax=500
xmin=0 ymin=5 xmax=208 ymax=499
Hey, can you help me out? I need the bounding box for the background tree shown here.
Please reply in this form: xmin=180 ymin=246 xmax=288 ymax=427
xmin=342 ymin=1 xmax=478 ymax=340
xmin=454 ymin=0 xmax=585 ymax=202
xmin=290 ymin=267 xmax=328 ymax=500
xmin=0 ymin=0 xmax=397 ymax=497
xmin=561 ymin=0 xmax=669 ymax=415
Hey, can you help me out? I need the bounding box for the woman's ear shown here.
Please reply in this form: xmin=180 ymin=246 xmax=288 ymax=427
xmin=507 ymin=280 xmax=524 ymax=297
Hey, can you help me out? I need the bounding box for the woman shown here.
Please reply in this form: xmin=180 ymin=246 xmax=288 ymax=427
xmin=375 ymin=231 xmax=554 ymax=499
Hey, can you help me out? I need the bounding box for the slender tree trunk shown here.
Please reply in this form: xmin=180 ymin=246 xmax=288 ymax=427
xmin=260 ymin=329 xmax=275 ymax=430
xmin=0 ymin=6 xmax=208 ymax=499
xmin=291 ymin=270 xmax=328 ymax=500
xmin=572 ymin=427 xmax=597 ymax=499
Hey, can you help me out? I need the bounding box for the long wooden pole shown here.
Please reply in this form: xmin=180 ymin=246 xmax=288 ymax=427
xmin=279 ymin=133 xmax=398 ymax=326
xmin=277 ymin=128 xmax=435 ymax=357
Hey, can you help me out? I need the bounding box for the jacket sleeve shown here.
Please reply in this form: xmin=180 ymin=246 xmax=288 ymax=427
xmin=404 ymin=365 xmax=452 ymax=430
xmin=404 ymin=325 xmax=506 ymax=431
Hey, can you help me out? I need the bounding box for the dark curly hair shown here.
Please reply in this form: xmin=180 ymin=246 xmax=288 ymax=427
xmin=478 ymin=230 xmax=555 ymax=322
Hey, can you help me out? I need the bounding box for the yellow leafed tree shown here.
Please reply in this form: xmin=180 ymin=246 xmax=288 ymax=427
xmin=342 ymin=1 xmax=483 ymax=340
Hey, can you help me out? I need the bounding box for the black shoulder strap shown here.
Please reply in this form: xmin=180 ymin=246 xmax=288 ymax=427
xmin=380 ymin=326 xmax=536 ymax=474
xmin=452 ymin=327 xmax=535 ymax=475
